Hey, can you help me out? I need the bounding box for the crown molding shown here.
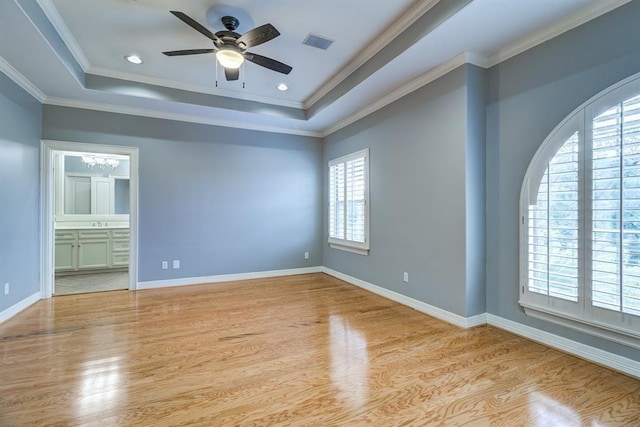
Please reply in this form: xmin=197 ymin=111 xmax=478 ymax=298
xmin=8 ymin=0 xmax=630 ymax=140
xmin=44 ymin=97 xmax=321 ymax=137
xmin=487 ymin=0 xmax=633 ymax=67
xmin=88 ymin=66 xmax=304 ymax=110
xmin=320 ymin=0 xmax=632 ymax=136
xmin=0 ymin=55 xmax=46 ymax=102
xmin=320 ymin=52 xmax=482 ymax=137
xmin=303 ymin=0 xmax=440 ymax=110
xmin=36 ymin=0 xmax=90 ymax=71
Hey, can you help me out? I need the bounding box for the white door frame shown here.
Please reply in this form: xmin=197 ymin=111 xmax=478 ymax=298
xmin=41 ymin=139 xmax=139 ymax=298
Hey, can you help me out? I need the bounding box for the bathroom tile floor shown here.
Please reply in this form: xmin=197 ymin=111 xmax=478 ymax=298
xmin=54 ymin=271 xmax=129 ymax=295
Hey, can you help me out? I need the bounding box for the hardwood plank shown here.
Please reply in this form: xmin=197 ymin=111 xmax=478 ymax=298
xmin=0 ymin=273 xmax=638 ymax=426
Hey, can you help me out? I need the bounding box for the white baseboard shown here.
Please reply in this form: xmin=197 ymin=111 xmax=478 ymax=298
xmin=486 ymin=314 xmax=640 ymax=379
xmin=321 ymin=267 xmax=640 ymax=379
xmin=321 ymin=267 xmax=485 ymax=329
xmin=137 ymin=266 xmax=323 ymax=290
xmin=0 ymin=292 xmax=42 ymax=325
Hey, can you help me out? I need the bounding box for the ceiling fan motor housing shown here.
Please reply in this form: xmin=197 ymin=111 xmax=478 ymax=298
xmin=221 ymin=16 xmax=240 ymax=31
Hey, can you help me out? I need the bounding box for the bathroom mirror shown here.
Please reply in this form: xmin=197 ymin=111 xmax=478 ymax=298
xmin=55 ymin=153 xmax=130 ymax=220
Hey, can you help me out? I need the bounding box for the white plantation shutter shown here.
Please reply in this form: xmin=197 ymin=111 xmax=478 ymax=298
xmin=590 ymin=95 xmax=640 ymax=317
xmin=328 ymin=149 xmax=369 ymax=254
xmin=528 ymin=133 xmax=580 ymax=301
xmin=329 ymin=162 xmax=345 ymax=240
xmin=521 ymin=76 xmax=640 ymax=346
xmin=345 ymin=157 xmax=366 ymax=243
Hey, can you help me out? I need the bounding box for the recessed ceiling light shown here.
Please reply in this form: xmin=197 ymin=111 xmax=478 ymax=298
xmin=277 ymin=83 xmax=288 ymax=91
xmin=125 ymin=55 xmax=143 ymax=65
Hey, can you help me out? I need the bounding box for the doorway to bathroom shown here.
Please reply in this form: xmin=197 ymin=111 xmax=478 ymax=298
xmin=41 ymin=140 xmax=138 ymax=298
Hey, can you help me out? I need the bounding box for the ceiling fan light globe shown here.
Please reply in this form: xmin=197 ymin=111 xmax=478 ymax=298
xmin=216 ymin=49 xmax=244 ymax=69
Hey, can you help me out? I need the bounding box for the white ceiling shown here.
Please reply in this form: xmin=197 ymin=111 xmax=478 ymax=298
xmin=0 ymin=0 xmax=630 ymax=136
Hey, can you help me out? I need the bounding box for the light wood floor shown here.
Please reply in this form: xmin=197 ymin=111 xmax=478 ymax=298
xmin=1 ymin=273 xmax=638 ymax=426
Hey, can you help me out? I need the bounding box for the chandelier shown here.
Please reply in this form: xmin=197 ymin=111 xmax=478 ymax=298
xmin=81 ymin=155 xmax=120 ymax=169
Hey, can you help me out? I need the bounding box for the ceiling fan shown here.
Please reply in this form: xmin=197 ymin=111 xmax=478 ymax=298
xmin=163 ymin=11 xmax=293 ymax=82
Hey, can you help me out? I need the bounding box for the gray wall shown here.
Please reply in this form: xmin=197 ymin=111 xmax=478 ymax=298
xmin=43 ymin=107 xmax=323 ymax=282
xmin=0 ymin=73 xmax=42 ymax=312
xmin=323 ymin=64 xmax=485 ymax=317
xmin=465 ymin=65 xmax=487 ymax=317
xmin=486 ymin=0 xmax=640 ymax=361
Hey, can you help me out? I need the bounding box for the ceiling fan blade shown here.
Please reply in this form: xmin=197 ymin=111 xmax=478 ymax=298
xmin=244 ymin=52 xmax=292 ymax=75
xmin=225 ymin=68 xmax=240 ymax=81
xmin=170 ymin=11 xmax=221 ymax=44
xmin=163 ymin=49 xmax=215 ymax=56
xmin=237 ymin=24 xmax=280 ymax=48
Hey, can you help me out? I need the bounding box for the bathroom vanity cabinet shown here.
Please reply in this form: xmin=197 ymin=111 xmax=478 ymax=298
xmin=55 ymin=228 xmax=129 ymax=274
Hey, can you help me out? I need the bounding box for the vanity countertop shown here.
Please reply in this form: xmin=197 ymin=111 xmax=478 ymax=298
xmin=55 ymin=225 xmax=130 ymax=230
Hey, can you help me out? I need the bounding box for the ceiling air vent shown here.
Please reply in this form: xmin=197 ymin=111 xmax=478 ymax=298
xmin=302 ymin=34 xmax=334 ymax=50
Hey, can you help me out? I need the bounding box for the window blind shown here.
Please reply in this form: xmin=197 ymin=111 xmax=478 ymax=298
xmin=528 ymin=133 xmax=580 ymax=301
xmin=328 ymin=149 xmax=369 ymax=254
xmin=591 ymin=95 xmax=640 ymax=315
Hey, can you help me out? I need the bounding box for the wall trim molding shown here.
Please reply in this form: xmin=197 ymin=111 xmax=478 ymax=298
xmin=0 ymin=292 xmax=41 ymax=325
xmin=87 ymin=66 xmax=304 ymax=110
xmin=36 ymin=0 xmax=90 ymax=71
xmin=137 ymin=266 xmax=324 ymax=290
xmin=44 ymin=97 xmax=322 ymax=138
xmin=304 ymin=0 xmax=440 ymax=109
xmin=320 ymin=52 xmax=479 ymax=137
xmin=486 ymin=314 xmax=640 ymax=379
xmin=486 ymin=0 xmax=633 ymax=67
xmin=321 ymin=267 xmax=484 ymax=329
xmin=0 ymin=56 xmax=46 ymax=102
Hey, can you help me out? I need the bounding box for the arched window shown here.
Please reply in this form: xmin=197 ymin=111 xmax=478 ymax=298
xmin=520 ymin=74 xmax=640 ymax=349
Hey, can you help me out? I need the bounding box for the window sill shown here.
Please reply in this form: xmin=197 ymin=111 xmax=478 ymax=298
xmin=521 ymin=302 xmax=640 ymax=350
xmin=329 ymin=243 xmax=369 ymax=256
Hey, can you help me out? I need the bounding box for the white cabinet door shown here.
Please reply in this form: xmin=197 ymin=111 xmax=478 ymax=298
xmin=78 ymin=230 xmax=110 ymax=269
xmin=78 ymin=240 xmax=110 ymax=269
xmin=64 ymin=176 xmax=91 ymax=214
xmin=55 ymin=240 xmax=77 ymax=271
xmin=91 ymin=177 xmax=115 ymax=214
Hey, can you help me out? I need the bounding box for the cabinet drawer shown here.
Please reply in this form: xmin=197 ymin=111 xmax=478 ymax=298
xmin=78 ymin=230 xmax=110 ymax=239
xmin=112 ymin=252 xmax=129 ymax=267
xmin=55 ymin=230 xmax=76 ymax=240
xmin=112 ymin=229 xmax=130 ymax=238
xmin=112 ymin=239 xmax=129 ymax=251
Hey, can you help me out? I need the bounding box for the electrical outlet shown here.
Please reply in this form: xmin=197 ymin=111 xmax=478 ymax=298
xmin=162 ymin=261 xmax=168 ymax=270
xmin=4 ymin=283 xmax=9 ymax=295
xmin=304 ymin=252 xmax=309 ymax=260
xmin=403 ymin=272 xmax=409 ymax=283
xmin=173 ymin=260 xmax=180 ymax=269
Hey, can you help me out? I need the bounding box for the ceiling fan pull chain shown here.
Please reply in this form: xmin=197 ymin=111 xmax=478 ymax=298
xmin=242 ymin=61 xmax=246 ymax=89
xmin=215 ymin=59 xmax=219 ymax=87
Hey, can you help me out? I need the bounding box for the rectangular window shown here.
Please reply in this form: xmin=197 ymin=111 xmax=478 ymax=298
xmin=328 ymin=149 xmax=369 ymax=255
